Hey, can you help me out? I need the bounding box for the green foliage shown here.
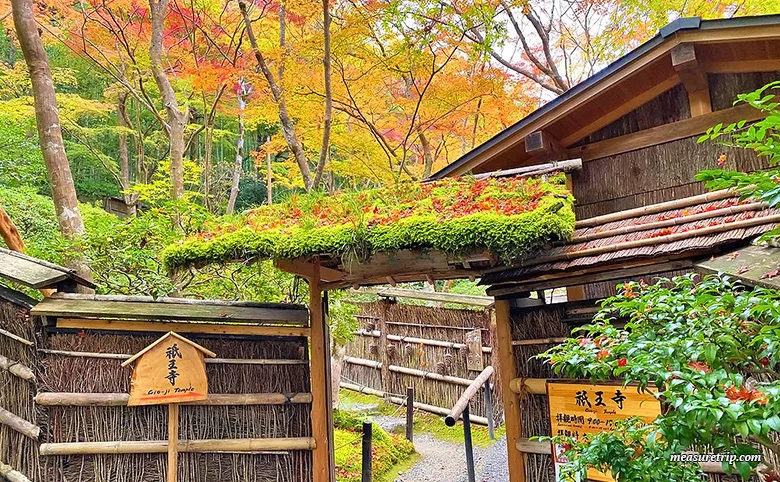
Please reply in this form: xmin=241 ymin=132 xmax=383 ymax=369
xmin=162 ymin=174 xmax=575 ymax=269
xmin=539 ymin=274 xmax=780 ymax=480
xmin=328 ymin=291 xmax=360 ymax=347
xmin=696 ymin=80 xmax=780 ymax=240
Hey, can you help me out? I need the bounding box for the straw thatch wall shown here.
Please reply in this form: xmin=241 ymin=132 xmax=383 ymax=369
xmin=510 ymin=301 xmax=751 ymax=482
xmin=0 ymin=297 xmax=41 ymax=481
xmin=38 ymin=332 xmax=312 ymax=482
xmin=343 ymin=301 xmax=500 ymax=422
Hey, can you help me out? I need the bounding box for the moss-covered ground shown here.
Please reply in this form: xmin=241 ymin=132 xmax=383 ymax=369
xmin=335 ymin=389 xmax=504 ymax=481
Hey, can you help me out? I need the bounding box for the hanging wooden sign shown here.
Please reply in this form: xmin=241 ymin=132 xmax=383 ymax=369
xmin=122 ymin=332 xmax=215 ymax=406
xmin=122 ymin=332 xmax=216 ymax=482
xmin=465 ymin=329 xmax=484 ymax=372
xmin=547 ymin=381 xmax=661 ymax=482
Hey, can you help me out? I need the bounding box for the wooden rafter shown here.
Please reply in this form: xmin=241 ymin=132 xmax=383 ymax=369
xmin=672 ymin=43 xmax=712 ymax=116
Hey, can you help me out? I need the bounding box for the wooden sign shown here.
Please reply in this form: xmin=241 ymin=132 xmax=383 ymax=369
xmin=465 ymin=329 xmax=484 ymax=372
xmin=122 ymin=332 xmax=215 ymax=406
xmin=547 ymin=381 xmax=661 ymax=482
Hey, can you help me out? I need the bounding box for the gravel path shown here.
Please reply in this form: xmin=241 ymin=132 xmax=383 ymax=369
xmin=370 ymin=416 xmax=509 ymax=482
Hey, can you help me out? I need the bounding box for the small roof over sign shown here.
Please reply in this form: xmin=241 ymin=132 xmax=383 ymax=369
xmin=121 ymin=331 xmax=216 ymax=367
xmin=695 ymin=244 xmax=780 ymax=290
xmin=0 ymin=248 xmax=95 ymax=290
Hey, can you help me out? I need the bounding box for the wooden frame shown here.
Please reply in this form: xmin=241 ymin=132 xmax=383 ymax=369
xmin=54 ymin=318 xmax=311 ymax=338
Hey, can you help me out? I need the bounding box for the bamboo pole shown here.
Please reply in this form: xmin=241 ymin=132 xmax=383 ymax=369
xmin=37 ymin=349 xmax=306 ymax=365
xmin=167 ymin=404 xmax=178 ymax=482
xmin=0 ymin=355 xmax=35 ymax=382
xmin=39 ymin=437 xmax=317 ymax=455
xmin=570 ymin=202 xmax=766 ymax=243
xmin=0 ymin=461 xmax=32 ymax=482
xmin=378 ymin=299 xmax=390 ymax=397
xmin=509 ymin=378 xmax=547 ymax=395
xmin=0 ymin=328 xmax=33 ymax=346
xmin=34 ymin=392 xmax=313 ymax=406
xmin=445 ymin=366 xmax=494 ymax=426
xmin=343 ymin=356 xmax=476 ymax=386
xmin=575 ymin=189 xmax=736 ymax=228
xmin=512 ymin=338 xmax=566 ymax=346
xmin=525 ymin=213 xmax=780 ymax=267
xmin=354 ymin=330 xmax=493 ymax=353
xmin=0 ymin=406 xmax=40 ymax=440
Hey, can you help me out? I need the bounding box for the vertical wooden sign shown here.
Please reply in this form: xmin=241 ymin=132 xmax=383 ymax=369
xmin=121 ymin=332 xmax=215 ymax=482
xmin=465 ymin=329 xmax=484 ymax=372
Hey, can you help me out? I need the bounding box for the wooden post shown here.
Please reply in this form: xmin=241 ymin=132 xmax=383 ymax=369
xmin=406 ymin=386 xmax=414 ymax=442
xmin=377 ymin=299 xmax=391 ymax=397
xmin=309 ymin=262 xmax=334 ymax=482
xmin=361 ymin=421 xmax=372 ymax=482
xmin=495 ymin=299 xmax=526 ymax=482
xmin=167 ymin=403 xmax=179 ymax=482
xmin=463 ymin=405 xmax=475 ymax=482
xmin=485 ymin=380 xmax=494 ymax=441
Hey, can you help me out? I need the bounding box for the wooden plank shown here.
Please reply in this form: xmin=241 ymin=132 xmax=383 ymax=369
xmin=702 ymin=59 xmax=780 ymax=73
xmin=487 ymin=260 xmax=693 ymax=296
xmin=353 ymin=287 xmax=493 ymax=308
xmin=0 ymin=253 xmax=68 ymax=289
xmin=39 ymin=437 xmax=317 ymax=455
xmin=569 ymin=103 xmax=764 ymax=161
xmin=32 ymin=296 xmax=309 ymax=324
xmin=495 ymin=300 xmax=526 ymax=482
xmin=38 ymin=348 xmax=306 ymax=365
xmin=695 ymin=244 xmax=780 ymax=290
xmin=35 ymin=392 xmax=313 ymax=406
xmin=308 ymin=263 xmax=333 ymax=482
xmin=274 ymin=259 xmax=344 ymax=283
xmin=55 ymin=318 xmax=311 ymax=338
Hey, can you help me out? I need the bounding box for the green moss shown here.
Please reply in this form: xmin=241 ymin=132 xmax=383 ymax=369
xmin=412 ymin=410 xmax=505 ymax=448
xmin=334 ymin=410 xmax=416 ymax=482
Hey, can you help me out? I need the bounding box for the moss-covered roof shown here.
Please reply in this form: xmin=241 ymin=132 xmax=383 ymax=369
xmin=162 ymin=173 xmax=576 ymax=270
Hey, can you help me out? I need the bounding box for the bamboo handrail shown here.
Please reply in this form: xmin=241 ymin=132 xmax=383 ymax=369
xmin=0 ymin=355 xmax=35 ymax=382
xmin=523 ymin=213 xmax=780 ymax=267
xmin=570 ymin=202 xmax=766 ymax=243
xmin=0 ymin=407 xmax=40 ymax=440
xmin=34 ymin=392 xmax=312 ymax=406
xmin=37 ymin=349 xmax=306 ymax=365
xmin=339 ymin=382 xmax=491 ymax=426
xmin=343 ymin=356 xmax=476 ymax=386
xmin=445 ymin=366 xmax=494 ymax=426
xmin=354 ymin=330 xmax=493 ymax=353
xmin=575 ymin=189 xmax=736 ymax=228
xmin=39 ymin=437 xmax=316 ymax=455
xmin=509 ymin=378 xmax=547 ymax=395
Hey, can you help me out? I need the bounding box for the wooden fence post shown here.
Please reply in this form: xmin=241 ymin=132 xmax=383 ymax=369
xmin=310 ymin=263 xmax=334 ymax=482
xmin=361 ymin=422 xmax=372 ymax=482
xmin=406 ymin=386 xmax=414 ymax=442
xmin=378 ymin=299 xmax=391 ymax=397
xmin=495 ymin=299 xmax=526 ymax=482
xmin=485 ymin=380 xmax=494 ymax=441
xmin=463 ymin=405 xmax=475 ymax=482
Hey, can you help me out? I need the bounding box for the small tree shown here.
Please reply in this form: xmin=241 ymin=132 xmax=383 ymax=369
xmin=539 ymin=274 xmax=780 ymax=480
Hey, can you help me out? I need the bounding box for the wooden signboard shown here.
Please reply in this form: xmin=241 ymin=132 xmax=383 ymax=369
xmin=122 ymin=332 xmax=215 ymax=482
xmin=547 ymin=381 xmax=661 ymax=482
xmin=465 ymin=329 xmax=484 ymax=372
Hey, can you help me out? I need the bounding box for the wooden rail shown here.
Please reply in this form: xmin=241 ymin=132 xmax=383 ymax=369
xmin=40 ymin=437 xmax=316 ymax=455
xmin=354 ymin=330 xmax=492 ymax=353
xmin=445 ymin=366 xmax=494 ymax=427
xmin=0 ymin=407 xmax=40 ymax=440
xmin=34 ymin=392 xmax=313 ymax=406
xmin=0 ymin=355 xmax=35 ymax=382
xmin=344 ymin=356 xmax=476 ymax=386
xmin=37 ymin=349 xmax=307 ymax=365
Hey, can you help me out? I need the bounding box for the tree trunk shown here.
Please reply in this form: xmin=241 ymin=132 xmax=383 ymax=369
xmin=117 ymin=92 xmax=136 ymax=206
xmin=238 ymin=0 xmax=314 ymax=191
xmin=266 ymin=138 xmax=273 ymax=205
xmin=149 ymin=0 xmax=188 ymax=199
xmin=11 ymin=0 xmax=93 ymax=286
xmin=312 ymin=0 xmax=332 ymax=189
xmin=331 ymin=344 xmax=346 ymax=409
xmin=226 ymin=82 xmax=247 ymax=215
xmin=419 ymin=128 xmax=434 ymax=179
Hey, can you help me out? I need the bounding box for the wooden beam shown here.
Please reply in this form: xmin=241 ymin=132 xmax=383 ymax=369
xmin=487 ymin=260 xmax=693 ymax=296
xmin=560 ymin=75 xmax=680 ymax=146
xmin=354 ymin=287 xmax=494 ymax=307
xmin=672 ymin=43 xmax=711 ymax=116
xmin=308 ymin=262 xmax=333 ymax=482
xmin=524 ymin=130 xmax=566 ymax=161
xmin=167 ymin=404 xmax=179 ymax=482
xmin=38 ymin=348 xmax=307 ymax=365
xmin=34 ymin=392 xmax=313 ymax=406
xmin=494 ymin=300 xmax=526 ymax=482
xmin=570 ymin=103 xmax=765 ymax=161
xmin=39 ymin=437 xmax=316 ymax=455
xmin=702 ymin=59 xmax=780 ymax=74
xmin=55 ymin=318 xmax=310 ymax=338
xmin=274 ymin=259 xmax=344 ymax=283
